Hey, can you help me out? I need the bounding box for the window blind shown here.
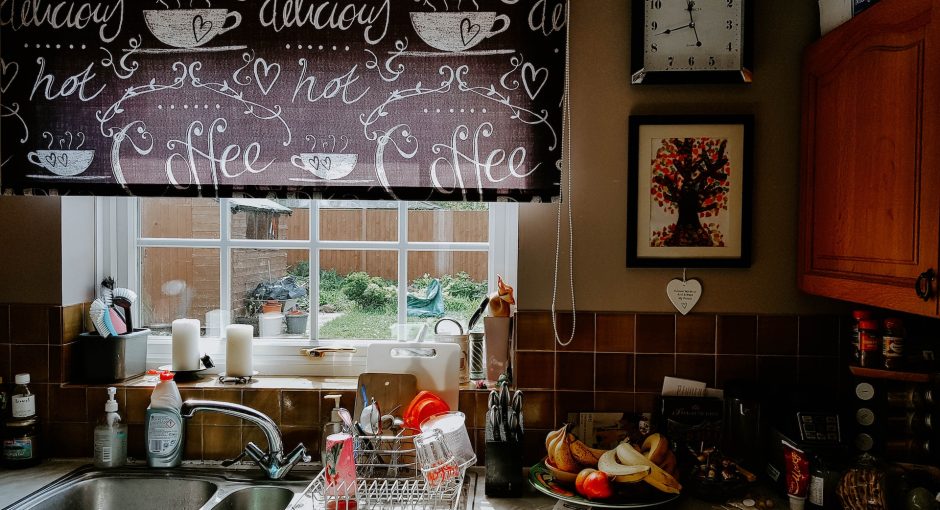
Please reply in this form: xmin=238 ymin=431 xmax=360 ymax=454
xmin=0 ymin=0 xmax=567 ymax=202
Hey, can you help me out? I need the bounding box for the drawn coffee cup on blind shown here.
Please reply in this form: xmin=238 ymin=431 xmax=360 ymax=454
xmin=143 ymin=8 xmax=242 ymax=48
xmin=291 ymin=135 xmax=358 ymax=180
xmin=28 ymin=131 xmax=95 ymax=176
xmin=410 ymin=12 xmax=510 ymax=52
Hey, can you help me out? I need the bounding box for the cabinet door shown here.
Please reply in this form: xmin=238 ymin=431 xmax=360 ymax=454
xmin=799 ymin=0 xmax=940 ymax=316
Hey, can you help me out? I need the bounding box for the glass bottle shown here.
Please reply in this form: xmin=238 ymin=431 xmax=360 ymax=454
xmin=858 ymin=320 xmax=881 ymax=368
xmin=11 ymin=373 xmax=36 ymax=419
xmin=851 ymin=310 xmax=874 ymax=364
xmin=882 ymin=318 xmax=905 ymax=370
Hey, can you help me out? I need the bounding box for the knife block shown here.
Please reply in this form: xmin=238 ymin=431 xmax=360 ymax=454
xmin=485 ymin=438 xmax=524 ymax=497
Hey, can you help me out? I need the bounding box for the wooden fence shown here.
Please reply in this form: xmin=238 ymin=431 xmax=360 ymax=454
xmin=139 ymin=200 xmax=488 ymax=326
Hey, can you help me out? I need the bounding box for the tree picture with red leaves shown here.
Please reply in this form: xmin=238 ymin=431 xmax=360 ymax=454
xmin=648 ymin=137 xmax=731 ymax=248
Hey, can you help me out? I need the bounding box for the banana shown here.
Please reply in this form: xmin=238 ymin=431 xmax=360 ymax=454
xmin=546 ymin=428 xmax=565 ymax=467
xmin=660 ymin=450 xmax=677 ymax=475
xmin=545 ymin=425 xmax=567 ymax=452
xmin=597 ymin=449 xmax=651 ymax=483
xmin=615 ymin=443 xmax=682 ymax=494
xmin=551 ymin=432 xmax=580 ymax=472
xmin=569 ymin=437 xmax=601 ymax=468
xmin=641 ymin=433 xmax=669 ymax=465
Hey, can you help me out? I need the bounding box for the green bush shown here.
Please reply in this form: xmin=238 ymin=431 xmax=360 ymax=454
xmin=441 ymin=272 xmax=487 ymax=300
xmin=342 ymin=272 xmax=396 ymax=311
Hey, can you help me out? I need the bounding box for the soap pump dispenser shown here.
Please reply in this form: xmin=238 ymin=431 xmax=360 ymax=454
xmin=94 ymin=387 xmax=127 ymax=468
xmin=321 ymin=394 xmax=345 ymax=462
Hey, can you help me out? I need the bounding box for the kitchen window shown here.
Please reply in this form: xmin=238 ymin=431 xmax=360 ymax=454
xmin=97 ymin=197 xmax=517 ymax=376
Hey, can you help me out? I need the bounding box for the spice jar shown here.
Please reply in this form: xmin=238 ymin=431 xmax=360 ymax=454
xmin=3 ymin=418 xmax=40 ymax=468
xmin=882 ymin=318 xmax=905 ymax=370
xmin=858 ymin=320 xmax=881 ymax=368
xmin=851 ymin=310 xmax=874 ymax=364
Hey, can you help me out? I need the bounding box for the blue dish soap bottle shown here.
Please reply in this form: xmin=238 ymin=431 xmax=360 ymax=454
xmin=145 ymin=371 xmax=185 ymax=467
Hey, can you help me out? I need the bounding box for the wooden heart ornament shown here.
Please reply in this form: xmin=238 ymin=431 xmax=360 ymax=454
xmin=666 ymin=278 xmax=702 ymax=315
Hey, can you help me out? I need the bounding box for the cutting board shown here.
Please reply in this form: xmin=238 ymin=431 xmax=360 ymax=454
xmin=354 ymin=372 xmax=419 ymax=423
xmin=366 ymin=342 xmax=460 ymax=410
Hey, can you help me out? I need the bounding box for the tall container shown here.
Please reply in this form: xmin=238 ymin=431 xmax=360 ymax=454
xmin=146 ymin=371 xmax=185 ymax=468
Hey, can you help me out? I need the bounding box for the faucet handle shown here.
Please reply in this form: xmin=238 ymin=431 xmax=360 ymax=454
xmin=287 ymin=443 xmax=311 ymax=464
xmin=221 ymin=450 xmax=247 ymax=467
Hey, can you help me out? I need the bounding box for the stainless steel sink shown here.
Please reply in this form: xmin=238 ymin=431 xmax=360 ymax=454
xmin=9 ymin=477 xmax=217 ymax=510
xmin=210 ymin=487 xmax=295 ymax=510
xmin=3 ymin=465 xmax=311 ymax=510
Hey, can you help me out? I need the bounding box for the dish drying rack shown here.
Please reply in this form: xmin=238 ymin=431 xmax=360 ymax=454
xmin=291 ymin=432 xmax=470 ymax=510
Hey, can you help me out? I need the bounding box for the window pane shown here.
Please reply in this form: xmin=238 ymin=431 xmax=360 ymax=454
xmin=230 ymin=199 xmax=309 ymax=241
xmin=231 ymin=249 xmax=310 ymax=338
xmin=140 ymin=198 xmax=220 ymax=239
xmin=407 ymin=251 xmax=488 ymax=331
xmin=408 ymin=203 xmax=488 ymax=243
xmin=319 ymin=200 xmax=397 ymax=242
xmin=140 ymin=247 xmax=220 ymax=335
xmin=319 ymin=250 xmax=398 ymax=340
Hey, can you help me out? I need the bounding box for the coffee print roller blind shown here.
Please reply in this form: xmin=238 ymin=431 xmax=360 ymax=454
xmin=0 ymin=0 xmax=567 ymax=202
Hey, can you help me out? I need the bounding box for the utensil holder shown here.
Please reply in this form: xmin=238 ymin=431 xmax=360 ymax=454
xmin=77 ymin=328 xmax=151 ymax=382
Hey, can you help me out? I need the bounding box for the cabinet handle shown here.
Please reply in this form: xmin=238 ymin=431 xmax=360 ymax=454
xmin=915 ymin=269 xmax=935 ymax=301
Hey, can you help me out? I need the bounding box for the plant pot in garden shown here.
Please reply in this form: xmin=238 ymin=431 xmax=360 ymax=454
xmin=286 ymin=313 xmax=309 ymax=335
xmin=261 ymin=300 xmax=282 ymax=313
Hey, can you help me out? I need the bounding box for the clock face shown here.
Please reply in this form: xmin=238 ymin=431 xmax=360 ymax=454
xmin=643 ymin=0 xmax=744 ymax=72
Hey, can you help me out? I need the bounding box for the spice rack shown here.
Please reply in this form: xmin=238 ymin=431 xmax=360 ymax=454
xmin=848 ymin=365 xmax=935 ymax=383
xmin=289 ymin=433 xmax=470 ymax=510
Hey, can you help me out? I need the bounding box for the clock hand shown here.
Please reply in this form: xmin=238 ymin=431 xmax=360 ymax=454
xmin=655 ymin=23 xmax=691 ymax=36
xmin=685 ymin=0 xmax=703 ymax=47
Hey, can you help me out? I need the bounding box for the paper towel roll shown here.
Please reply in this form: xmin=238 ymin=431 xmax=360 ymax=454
xmin=172 ymin=319 xmax=201 ymax=371
xmin=225 ymin=324 xmax=254 ymax=377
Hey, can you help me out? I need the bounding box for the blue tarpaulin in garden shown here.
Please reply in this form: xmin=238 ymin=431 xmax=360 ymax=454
xmin=407 ymin=279 xmax=445 ymax=318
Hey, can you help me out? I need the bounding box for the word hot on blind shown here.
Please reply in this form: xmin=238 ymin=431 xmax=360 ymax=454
xmin=0 ymin=0 xmax=568 ymax=202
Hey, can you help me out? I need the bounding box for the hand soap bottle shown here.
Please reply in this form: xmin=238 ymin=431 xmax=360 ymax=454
xmin=94 ymin=387 xmax=127 ymax=468
xmin=321 ymin=394 xmax=344 ymax=463
xmin=146 ymin=371 xmax=185 ymax=468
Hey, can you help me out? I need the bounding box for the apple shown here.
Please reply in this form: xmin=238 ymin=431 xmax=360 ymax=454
xmin=579 ymin=470 xmax=614 ymax=501
xmin=575 ymin=468 xmax=596 ymax=495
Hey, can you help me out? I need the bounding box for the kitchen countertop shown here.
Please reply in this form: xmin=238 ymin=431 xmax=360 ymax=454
xmin=0 ymin=460 xmax=788 ymax=510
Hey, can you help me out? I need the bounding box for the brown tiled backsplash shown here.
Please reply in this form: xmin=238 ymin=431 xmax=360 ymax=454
xmin=0 ymin=304 xmax=853 ymax=463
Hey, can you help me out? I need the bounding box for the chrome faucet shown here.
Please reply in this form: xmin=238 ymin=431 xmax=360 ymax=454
xmin=180 ymin=399 xmax=310 ymax=480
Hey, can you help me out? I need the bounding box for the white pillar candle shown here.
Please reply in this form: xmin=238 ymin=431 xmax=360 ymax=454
xmin=171 ymin=318 xmax=201 ymax=371
xmin=225 ymin=324 xmax=254 ymax=377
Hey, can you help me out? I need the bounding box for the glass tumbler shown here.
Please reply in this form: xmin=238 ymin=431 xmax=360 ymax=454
xmin=414 ymin=429 xmax=460 ymax=489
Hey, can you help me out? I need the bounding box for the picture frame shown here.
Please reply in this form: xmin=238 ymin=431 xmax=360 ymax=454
xmin=627 ymin=115 xmax=753 ymax=268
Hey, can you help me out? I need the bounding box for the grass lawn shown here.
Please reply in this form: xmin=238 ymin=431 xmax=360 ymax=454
xmin=318 ymin=310 xmax=397 ymax=339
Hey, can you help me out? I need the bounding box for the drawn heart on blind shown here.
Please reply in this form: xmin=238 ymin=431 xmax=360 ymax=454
xmin=45 ymin=153 xmax=68 ymax=168
xmin=460 ymin=18 xmax=482 ymax=48
xmin=522 ymin=63 xmax=548 ymax=100
xmin=0 ymin=59 xmax=18 ymax=94
xmin=666 ymin=278 xmax=702 ymax=316
xmin=253 ymin=58 xmax=281 ymax=96
xmin=306 ymin=156 xmax=332 ymax=173
xmin=192 ymin=15 xmax=214 ymax=44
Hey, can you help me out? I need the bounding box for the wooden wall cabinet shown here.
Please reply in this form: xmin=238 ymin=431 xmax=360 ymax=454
xmin=799 ymin=0 xmax=940 ymax=316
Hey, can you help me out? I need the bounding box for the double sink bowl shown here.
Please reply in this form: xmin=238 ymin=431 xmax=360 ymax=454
xmin=3 ymin=465 xmax=313 ymax=510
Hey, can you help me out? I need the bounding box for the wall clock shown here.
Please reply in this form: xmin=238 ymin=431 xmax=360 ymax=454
xmin=631 ymin=0 xmax=754 ymax=84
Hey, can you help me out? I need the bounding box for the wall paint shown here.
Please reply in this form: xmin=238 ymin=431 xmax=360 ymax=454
xmin=60 ymin=197 xmax=96 ymax=306
xmin=0 ymin=196 xmax=62 ymax=303
xmin=519 ymin=0 xmax=844 ymax=314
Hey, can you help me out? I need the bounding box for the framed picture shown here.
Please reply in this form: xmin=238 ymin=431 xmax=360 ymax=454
xmin=627 ymin=115 xmax=753 ymax=268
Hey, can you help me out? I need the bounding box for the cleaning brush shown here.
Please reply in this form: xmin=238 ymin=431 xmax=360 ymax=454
xmin=89 ymin=299 xmax=115 ymax=337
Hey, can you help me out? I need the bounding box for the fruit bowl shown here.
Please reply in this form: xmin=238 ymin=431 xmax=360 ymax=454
xmin=530 ymin=461 xmax=681 ymax=508
xmin=544 ymin=457 xmax=580 ymax=484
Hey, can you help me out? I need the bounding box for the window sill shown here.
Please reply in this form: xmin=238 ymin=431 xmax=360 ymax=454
xmin=63 ymin=375 xmax=492 ymax=393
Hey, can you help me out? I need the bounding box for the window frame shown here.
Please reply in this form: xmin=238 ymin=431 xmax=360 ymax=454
xmin=96 ymin=197 xmax=517 ymax=376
